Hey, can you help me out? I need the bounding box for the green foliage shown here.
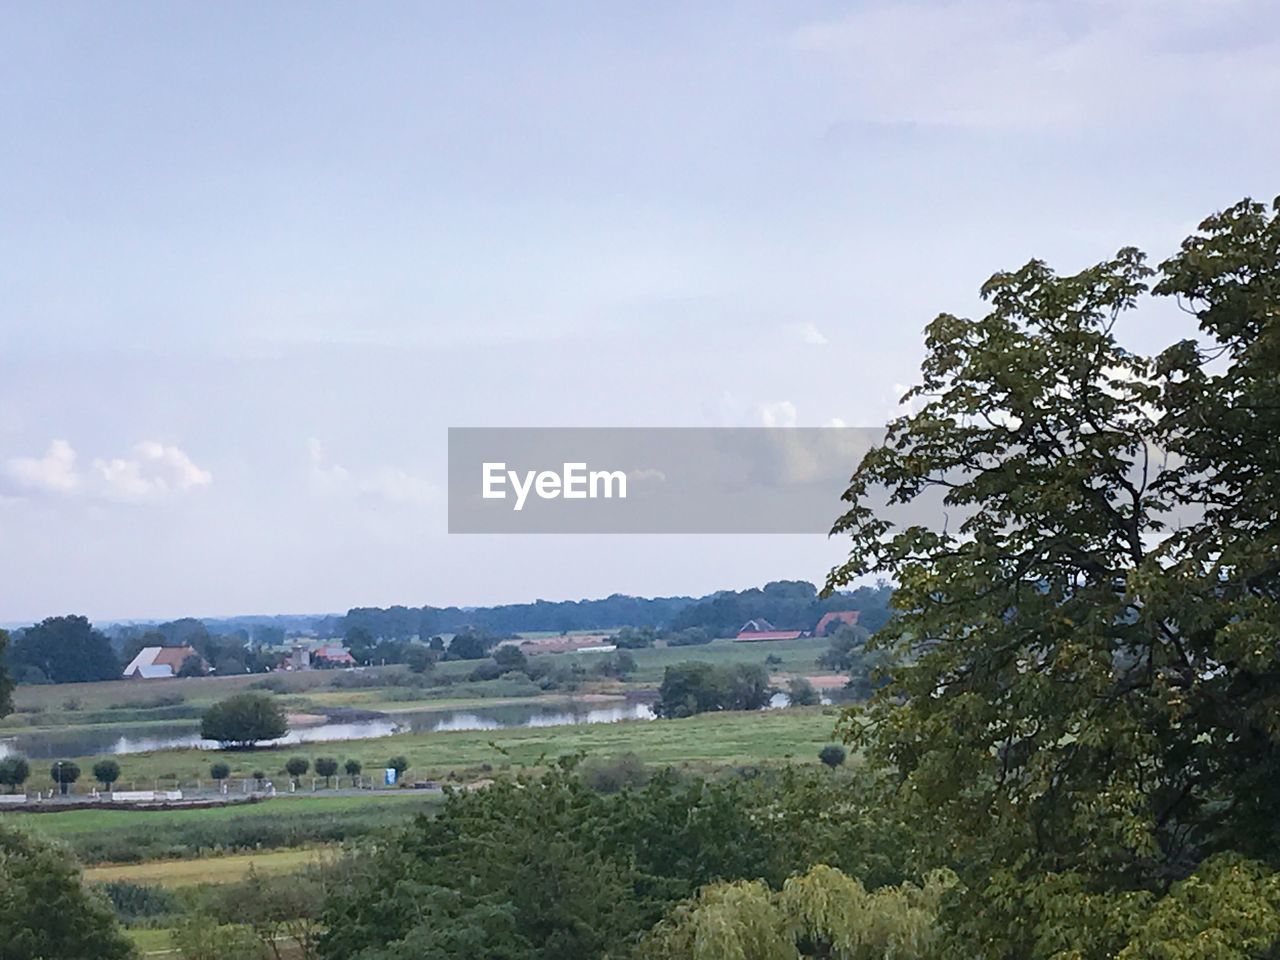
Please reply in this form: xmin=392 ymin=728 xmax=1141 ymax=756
xmin=8 ymin=615 xmax=120 ymax=684
xmin=0 ymin=629 xmax=14 ymax=718
xmin=580 ymin=752 xmax=649 ymax=794
xmin=614 ymin=625 xmax=658 ymax=649
xmin=100 ymin=880 xmax=179 ymax=924
xmin=209 ymin=762 xmax=230 ymax=781
xmin=640 ymin=864 xmax=955 ymax=960
xmin=92 ymin=758 xmax=121 ymax=788
xmin=818 ymin=745 xmax=846 ymax=769
xmin=212 ymin=867 xmax=326 ymax=960
xmin=0 ymin=824 xmax=135 ymax=960
xmin=199 ymin=691 xmax=288 ymax=747
xmin=51 ymin=759 xmax=81 ymax=792
xmin=319 ymin=764 xmax=917 ymax=960
xmin=787 ymin=678 xmax=820 ymax=707
xmin=494 ymin=644 xmax=529 ymax=673
xmin=446 ymin=627 xmax=504 ymax=661
xmin=0 ymin=755 xmax=30 ymax=792
xmin=315 ymin=757 xmax=339 ymax=784
xmin=170 ymin=913 xmax=260 ymax=960
xmin=387 ymin=755 xmax=408 ymax=776
xmin=825 ymin=197 xmax=1280 ymax=955
xmin=285 ymin=756 xmax=310 ymax=783
xmin=666 ymin=627 xmax=714 ymax=647
xmin=404 ymin=643 xmax=435 ymax=674
xmin=655 ymin=662 xmax=772 ymax=718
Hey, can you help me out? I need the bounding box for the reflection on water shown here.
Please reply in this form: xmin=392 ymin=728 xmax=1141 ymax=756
xmin=0 ymin=699 xmax=657 ymax=759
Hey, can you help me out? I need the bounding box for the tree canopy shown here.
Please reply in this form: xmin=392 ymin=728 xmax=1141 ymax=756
xmin=200 ymin=692 xmax=288 ymax=748
xmin=6 ymin=615 xmax=119 ymax=684
xmin=0 ymin=825 xmax=135 ymax=960
xmin=826 ymin=196 xmax=1280 ymax=952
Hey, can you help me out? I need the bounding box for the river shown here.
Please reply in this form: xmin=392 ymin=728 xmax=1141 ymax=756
xmin=0 ymin=697 xmax=658 ymax=760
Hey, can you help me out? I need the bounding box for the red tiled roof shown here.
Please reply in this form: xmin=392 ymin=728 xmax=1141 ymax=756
xmin=734 ymin=630 xmax=805 ymax=642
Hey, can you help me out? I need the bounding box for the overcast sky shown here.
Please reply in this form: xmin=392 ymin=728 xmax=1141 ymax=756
xmin=2 ymin=1 xmax=1277 ymax=623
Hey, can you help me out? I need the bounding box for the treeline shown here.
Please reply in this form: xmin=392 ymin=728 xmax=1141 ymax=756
xmin=339 ymin=580 xmax=895 ymax=641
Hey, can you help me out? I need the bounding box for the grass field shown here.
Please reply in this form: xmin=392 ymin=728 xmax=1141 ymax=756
xmin=84 ymin=846 xmax=324 ymax=886
xmin=33 ymin=704 xmax=844 ymax=786
xmin=3 ymin=791 xmax=446 ymax=864
xmin=1 ymin=791 xmax=436 ymax=839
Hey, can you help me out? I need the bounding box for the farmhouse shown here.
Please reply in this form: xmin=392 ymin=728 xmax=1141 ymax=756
xmin=122 ymin=645 xmax=207 ymax=679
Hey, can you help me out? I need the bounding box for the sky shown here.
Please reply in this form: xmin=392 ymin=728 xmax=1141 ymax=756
xmin=1 ymin=0 xmax=1278 ymax=623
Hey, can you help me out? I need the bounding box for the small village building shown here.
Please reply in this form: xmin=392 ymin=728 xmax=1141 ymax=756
xmin=122 ymin=645 xmax=208 ymax=679
xmin=734 ymin=619 xmax=805 ymax=642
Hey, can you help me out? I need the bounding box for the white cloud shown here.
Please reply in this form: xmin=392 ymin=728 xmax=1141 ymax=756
xmin=785 ymin=321 xmax=829 ymax=345
xmin=792 ymin=0 xmax=1280 ymax=132
xmin=93 ymin=442 xmax=213 ymax=498
xmin=308 ymin=439 xmax=437 ymax=506
xmin=758 ymin=400 xmax=799 ymax=428
xmin=3 ymin=439 xmax=211 ymax=501
xmin=5 ymin=439 xmax=79 ymax=494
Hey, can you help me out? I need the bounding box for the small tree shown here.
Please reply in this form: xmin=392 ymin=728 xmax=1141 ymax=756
xmin=209 ymin=762 xmax=231 ymax=782
xmin=388 ymin=755 xmax=409 ymax=782
xmin=818 ymin=745 xmax=847 ymax=769
xmin=493 ymin=644 xmax=529 ymax=674
xmin=284 ymin=757 xmax=310 ymax=787
xmin=177 ymin=655 xmax=207 ymax=678
xmin=200 ymin=692 xmax=288 ymax=748
xmin=404 ymin=644 xmax=434 ymax=675
xmin=252 ymin=770 xmax=266 ymax=790
xmin=0 ymin=756 xmax=30 ymax=793
xmin=314 ymin=757 xmax=339 ymax=787
xmin=344 ymin=759 xmax=362 ymax=786
xmin=787 ymin=677 xmax=820 ymax=707
xmin=92 ymin=758 xmax=121 ymax=790
xmin=50 ymin=760 xmax=81 ymax=795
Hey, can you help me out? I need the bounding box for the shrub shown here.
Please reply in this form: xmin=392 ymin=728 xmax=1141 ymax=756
xmin=581 ymin=753 xmax=650 ymax=794
xmin=50 ymin=760 xmax=81 ymax=794
xmin=101 ymin=881 xmax=179 ymax=923
xmin=0 ymin=756 xmax=31 ymax=793
xmin=209 ymin=762 xmax=231 ymax=781
xmin=818 ymin=745 xmax=847 ymax=769
xmin=92 ymin=759 xmax=122 ymax=789
xmin=315 ymin=757 xmax=339 ymax=786
xmin=284 ymin=757 xmax=310 ymax=786
xmin=787 ymin=678 xmax=820 ymax=707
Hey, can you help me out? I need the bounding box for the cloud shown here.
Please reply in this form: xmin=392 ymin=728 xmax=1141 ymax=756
xmin=5 ymin=439 xmax=79 ymax=494
xmin=785 ymin=321 xmax=829 ymax=345
xmin=3 ymin=439 xmax=211 ymax=501
xmin=792 ymin=0 xmax=1280 ymax=132
xmin=93 ymin=442 xmax=213 ymax=498
xmin=758 ymin=400 xmax=799 ymax=428
xmin=308 ymin=439 xmax=437 ymax=506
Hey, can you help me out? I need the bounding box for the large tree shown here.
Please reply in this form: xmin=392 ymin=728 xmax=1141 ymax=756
xmin=0 ymin=825 xmax=135 ymax=960
xmin=826 ymin=197 xmax=1280 ymax=953
xmin=7 ymin=615 xmax=119 ymax=684
xmin=200 ymin=692 xmax=288 ymax=748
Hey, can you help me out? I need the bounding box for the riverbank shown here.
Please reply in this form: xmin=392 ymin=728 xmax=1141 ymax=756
xmin=37 ymin=704 xmax=842 ymax=786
